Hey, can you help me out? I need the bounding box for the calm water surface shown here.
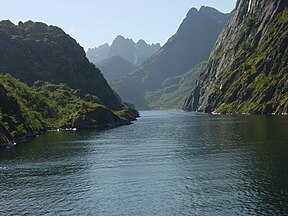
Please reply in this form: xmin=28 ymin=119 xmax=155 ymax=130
xmin=1 ymin=110 xmax=288 ymax=215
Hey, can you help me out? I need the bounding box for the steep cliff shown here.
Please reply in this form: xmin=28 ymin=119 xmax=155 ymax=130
xmin=112 ymin=7 xmax=230 ymax=109
xmin=184 ymin=0 xmax=288 ymax=114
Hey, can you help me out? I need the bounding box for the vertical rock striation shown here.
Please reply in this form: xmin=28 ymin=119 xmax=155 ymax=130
xmin=183 ymin=0 xmax=288 ymax=114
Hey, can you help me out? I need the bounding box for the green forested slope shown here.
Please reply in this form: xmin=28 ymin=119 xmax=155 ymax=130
xmin=0 ymin=74 xmax=138 ymax=143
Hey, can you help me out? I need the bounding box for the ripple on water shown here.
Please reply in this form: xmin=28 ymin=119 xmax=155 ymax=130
xmin=0 ymin=110 xmax=288 ymax=215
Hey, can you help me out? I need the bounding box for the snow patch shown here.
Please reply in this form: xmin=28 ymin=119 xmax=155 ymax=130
xmin=134 ymin=54 xmax=138 ymax=65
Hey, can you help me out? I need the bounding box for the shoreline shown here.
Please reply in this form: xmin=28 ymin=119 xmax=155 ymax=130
xmin=0 ymin=119 xmax=136 ymax=150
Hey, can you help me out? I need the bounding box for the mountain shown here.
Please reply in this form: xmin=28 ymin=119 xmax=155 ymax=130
xmin=86 ymin=35 xmax=161 ymax=66
xmin=183 ymin=0 xmax=288 ymax=114
xmin=0 ymin=20 xmax=139 ymax=144
xmin=112 ymin=6 xmax=230 ymax=109
xmin=97 ymin=55 xmax=137 ymax=82
xmin=0 ymin=20 xmax=122 ymax=110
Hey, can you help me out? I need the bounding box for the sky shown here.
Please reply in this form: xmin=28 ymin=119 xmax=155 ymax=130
xmin=0 ymin=0 xmax=237 ymax=51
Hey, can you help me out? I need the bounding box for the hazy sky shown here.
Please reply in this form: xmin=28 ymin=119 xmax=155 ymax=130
xmin=0 ymin=0 xmax=237 ymax=50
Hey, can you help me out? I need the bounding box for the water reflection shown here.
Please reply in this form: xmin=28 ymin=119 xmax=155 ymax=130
xmin=173 ymin=114 xmax=288 ymax=215
xmin=0 ymin=111 xmax=287 ymax=215
xmin=237 ymin=116 xmax=288 ymax=215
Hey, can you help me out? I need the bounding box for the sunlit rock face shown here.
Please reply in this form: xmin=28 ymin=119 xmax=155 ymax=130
xmin=183 ymin=0 xmax=288 ymax=114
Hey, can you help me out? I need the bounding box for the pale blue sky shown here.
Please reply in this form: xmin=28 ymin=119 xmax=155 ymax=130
xmin=0 ymin=0 xmax=237 ymax=50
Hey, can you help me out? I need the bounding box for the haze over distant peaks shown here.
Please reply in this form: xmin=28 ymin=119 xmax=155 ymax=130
xmin=86 ymin=35 xmax=161 ymax=66
xmin=111 ymin=6 xmax=231 ymax=109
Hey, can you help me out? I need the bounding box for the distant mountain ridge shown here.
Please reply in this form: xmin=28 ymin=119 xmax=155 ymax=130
xmin=111 ymin=6 xmax=231 ymax=109
xmin=86 ymin=35 xmax=161 ymax=66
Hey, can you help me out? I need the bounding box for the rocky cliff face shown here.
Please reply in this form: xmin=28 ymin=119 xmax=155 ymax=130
xmin=0 ymin=20 xmax=121 ymax=110
xmin=183 ymin=0 xmax=288 ymax=114
xmin=87 ymin=35 xmax=160 ymax=66
xmin=112 ymin=7 xmax=230 ymax=109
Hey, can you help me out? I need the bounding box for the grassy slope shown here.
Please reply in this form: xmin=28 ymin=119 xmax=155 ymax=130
xmin=213 ymin=8 xmax=288 ymax=114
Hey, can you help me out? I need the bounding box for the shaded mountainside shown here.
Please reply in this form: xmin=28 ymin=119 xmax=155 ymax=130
xmin=87 ymin=35 xmax=160 ymax=66
xmin=0 ymin=20 xmax=139 ymax=144
xmin=112 ymin=6 xmax=230 ymax=109
xmin=0 ymin=20 xmax=120 ymax=110
xmin=183 ymin=0 xmax=288 ymax=114
xmin=146 ymin=62 xmax=206 ymax=109
xmin=97 ymin=55 xmax=137 ymax=82
xmin=0 ymin=74 xmax=139 ymax=143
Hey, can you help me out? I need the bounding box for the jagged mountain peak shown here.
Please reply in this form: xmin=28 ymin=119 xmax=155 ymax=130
xmin=186 ymin=7 xmax=198 ymax=17
xmin=185 ymin=6 xmax=227 ymax=18
xmin=136 ymin=39 xmax=148 ymax=46
xmin=177 ymin=6 xmax=230 ymax=35
xmin=112 ymin=35 xmax=134 ymax=45
xmin=199 ymin=6 xmax=223 ymax=14
xmin=87 ymin=36 xmax=161 ymax=66
xmin=98 ymin=43 xmax=110 ymax=49
xmin=0 ymin=19 xmax=14 ymax=27
xmin=115 ymin=34 xmax=125 ymax=40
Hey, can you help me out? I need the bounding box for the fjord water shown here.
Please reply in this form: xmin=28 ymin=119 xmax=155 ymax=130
xmin=1 ymin=110 xmax=288 ymax=215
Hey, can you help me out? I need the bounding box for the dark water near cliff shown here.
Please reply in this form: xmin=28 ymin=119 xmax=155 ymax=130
xmin=1 ymin=110 xmax=288 ymax=215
